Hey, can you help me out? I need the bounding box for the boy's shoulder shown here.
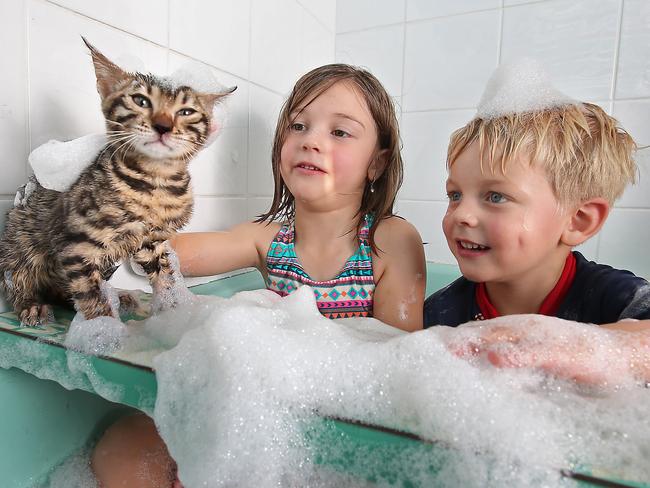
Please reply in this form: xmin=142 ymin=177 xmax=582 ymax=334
xmin=559 ymin=251 xmax=650 ymax=323
xmin=423 ymin=276 xmax=480 ymax=328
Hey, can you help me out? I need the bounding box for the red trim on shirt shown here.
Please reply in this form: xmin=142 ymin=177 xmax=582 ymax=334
xmin=475 ymin=252 xmax=577 ymax=319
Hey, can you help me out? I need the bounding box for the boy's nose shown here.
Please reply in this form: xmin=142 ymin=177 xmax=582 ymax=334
xmin=452 ymin=201 xmax=479 ymax=227
xmin=302 ymin=138 xmax=320 ymax=152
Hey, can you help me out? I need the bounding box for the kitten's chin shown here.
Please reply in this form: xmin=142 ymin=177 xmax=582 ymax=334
xmin=135 ymin=141 xmax=186 ymax=160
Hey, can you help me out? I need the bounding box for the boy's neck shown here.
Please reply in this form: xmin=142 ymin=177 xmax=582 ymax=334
xmin=484 ymin=250 xmax=573 ymax=316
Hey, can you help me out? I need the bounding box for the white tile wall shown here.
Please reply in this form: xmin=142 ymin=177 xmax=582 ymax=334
xmin=0 ymin=0 xmax=29 ymax=194
xmin=336 ymin=0 xmax=650 ymax=279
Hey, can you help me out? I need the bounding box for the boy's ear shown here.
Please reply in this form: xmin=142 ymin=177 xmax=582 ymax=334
xmin=560 ymin=198 xmax=610 ymax=247
xmin=368 ymin=149 xmax=389 ymax=182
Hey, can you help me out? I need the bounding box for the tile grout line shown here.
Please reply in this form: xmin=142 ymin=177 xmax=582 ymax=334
xmin=609 ymin=0 xmax=625 ymax=102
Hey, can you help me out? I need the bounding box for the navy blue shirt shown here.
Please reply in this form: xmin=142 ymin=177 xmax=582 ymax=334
xmin=424 ymin=251 xmax=650 ymax=328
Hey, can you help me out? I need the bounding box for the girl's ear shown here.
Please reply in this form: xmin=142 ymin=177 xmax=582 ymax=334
xmin=367 ymin=149 xmax=389 ymax=182
xmin=560 ymin=197 xmax=610 ymax=247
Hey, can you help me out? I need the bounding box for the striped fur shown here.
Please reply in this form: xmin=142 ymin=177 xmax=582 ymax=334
xmin=0 ymin=39 xmax=234 ymax=325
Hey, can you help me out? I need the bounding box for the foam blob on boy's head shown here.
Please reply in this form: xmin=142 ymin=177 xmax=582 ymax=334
xmin=476 ymin=58 xmax=575 ymax=119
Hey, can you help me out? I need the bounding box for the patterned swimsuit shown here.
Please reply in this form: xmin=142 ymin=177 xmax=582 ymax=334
xmin=265 ymin=215 xmax=375 ymax=319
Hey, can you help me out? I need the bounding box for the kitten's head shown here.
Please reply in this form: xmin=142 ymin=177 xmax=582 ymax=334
xmin=83 ymin=37 xmax=235 ymax=160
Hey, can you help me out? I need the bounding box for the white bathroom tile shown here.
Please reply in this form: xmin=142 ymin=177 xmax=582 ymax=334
xmin=186 ymin=197 xmax=249 ymax=231
xmin=247 ymin=196 xmax=273 ymax=220
xmin=503 ymin=0 xmax=540 ymax=5
xmin=189 ymin=127 xmax=248 ymax=196
xmin=28 ymin=1 xmax=168 ymax=147
xmin=403 ymin=10 xmax=500 ymax=111
xmin=401 ymin=109 xmax=476 ymax=201
xmin=248 ymin=85 xmax=284 ymax=196
xmin=612 ymin=100 xmax=650 ymax=208
xmin=407 ymin=0 xmax=500 ymax=21
xmin=169 ymin=0 xmax=250 ymax=79
xmin=501 ymin=0 xmax=619 ymax=101
xmin=0 ymin=0 xmax=29 ymax=194
xmin=299 ymin=0 xmax=336 ymax=32
xmin=250 ymin=0 xmax=303 ymax=94
xmin=49 ymin=0 xmax=168 ymax=45
xmin=615 ymin=0 xmax=650 ymax=99
xmin=336 ymin=0 xmax=405 ymax=34
xmin=300 ymin=7 xmax=335 ymax=75
xmin=396 ymin=200 xmax=456 ymax=264
xmin=335 ymin=24 xmax=404 ymax=97
xmin=598 ymin=208 xmax=650 ymax=279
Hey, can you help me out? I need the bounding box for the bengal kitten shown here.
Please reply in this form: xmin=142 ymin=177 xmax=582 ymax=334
xmin=0 ymin=38 xmax=235 ymax=326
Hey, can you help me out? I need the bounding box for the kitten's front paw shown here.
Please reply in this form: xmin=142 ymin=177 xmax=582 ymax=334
xmin=19 ymin=304 xmax=54 ymax=327
xmin=117 ymin=291 xmax=140 ymax=314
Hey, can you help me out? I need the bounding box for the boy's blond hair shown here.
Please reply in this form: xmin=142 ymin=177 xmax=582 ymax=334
xmin=447 ymin=103 xmax=637 ymax=206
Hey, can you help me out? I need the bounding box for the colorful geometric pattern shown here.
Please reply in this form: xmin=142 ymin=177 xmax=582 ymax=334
xmin=266 ymin=214 xmax=375 ymax=319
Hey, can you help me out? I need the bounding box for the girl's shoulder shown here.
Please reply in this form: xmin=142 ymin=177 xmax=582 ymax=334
xmin=235 ymin=220 xmax=283 ymax=244
xmin=372 ymin=216 xmax=423 ymax=251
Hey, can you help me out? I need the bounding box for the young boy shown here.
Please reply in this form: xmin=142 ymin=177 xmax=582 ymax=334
xmin=424 ymin=101 xmax=650 ymax=382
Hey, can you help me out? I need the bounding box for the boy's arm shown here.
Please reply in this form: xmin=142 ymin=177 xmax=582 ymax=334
xmin=372 ymin=218 xmax=426 ymax=332
xmin=447 ymin=316 xmax=650 ymax=384
xmin=169 ymin=222 xmax=278 ymax=277
xmin=600 ymin=319 xmax=650 ymax=382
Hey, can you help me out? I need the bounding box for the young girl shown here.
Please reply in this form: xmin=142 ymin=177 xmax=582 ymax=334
xmin=91 ymin=63 xmax=426 ymax=487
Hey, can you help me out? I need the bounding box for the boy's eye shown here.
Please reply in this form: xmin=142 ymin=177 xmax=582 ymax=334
xmin=290 ymin=122 xmax=306 ymax=131
xmin=177 ymin=108 xmax=196 ymax=116
xmin=332 ymin=129 xmax=350 ymax=138
xmin=131 ymin=94 xmax=151 ymax=108
xmin=447 ymin=191 xmax=461 ymax=202
xmin=487 ymin=191 xmax=507 ymax=204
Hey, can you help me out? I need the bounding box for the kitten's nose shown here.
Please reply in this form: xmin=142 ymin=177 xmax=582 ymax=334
xmin=154 ymin=123 xmax=172 ymax=135
xmin=152 ymin=114 xmax=173 ymax=135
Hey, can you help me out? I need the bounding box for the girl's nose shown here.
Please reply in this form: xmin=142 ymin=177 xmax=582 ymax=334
xmin=301 ymin=130 xmax=322 ymax=152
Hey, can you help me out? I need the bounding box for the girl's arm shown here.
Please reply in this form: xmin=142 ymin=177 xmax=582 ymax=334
xmin=372 ymin=217 xmax=426 ymax=332
xmin=169 ymin=221 xmax=279 ymax=277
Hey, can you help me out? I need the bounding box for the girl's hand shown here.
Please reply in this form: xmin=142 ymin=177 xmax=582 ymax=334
xmin=441 ymin=315 xmax=650 ymax=386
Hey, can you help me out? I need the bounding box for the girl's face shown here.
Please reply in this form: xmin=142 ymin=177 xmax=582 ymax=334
xmin=280 ymin=81 xmax=379 ymax=210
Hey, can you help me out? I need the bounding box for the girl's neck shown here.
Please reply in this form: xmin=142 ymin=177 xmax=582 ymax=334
xmin=292 ymin=204 xmax=362 ymax=281
xmin=485 ymin=249 xmax=571 ymax=316
xmin=293 ymin=204 xmax=361 ymax=248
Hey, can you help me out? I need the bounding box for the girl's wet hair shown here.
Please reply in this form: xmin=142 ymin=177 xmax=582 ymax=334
xmin=447 ymin=103 xmax=637 ymax=207
xmin=256 ymin=63 xmax=403 ymax=253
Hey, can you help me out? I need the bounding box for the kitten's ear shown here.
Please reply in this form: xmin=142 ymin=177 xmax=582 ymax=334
xmin=197 ymin=86 xmax=237 ymax=112
xmin=82 ymin=37 xmax=130 ymax=99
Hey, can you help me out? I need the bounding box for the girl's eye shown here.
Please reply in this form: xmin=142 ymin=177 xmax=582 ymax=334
xmin=447 ymin=191 xmax=461 ymax=202
xmin=487 ymin=191 xmax=507 ymax=204
xmin=290 ymin=122 xmax=306 ymax=131
xmin=131 ymin=94 xmax=151 ymax=108
xmin=332 ymin=129 xmax=350 ymax=138
xmin=177 ymin=108 xmax=196 ymax=116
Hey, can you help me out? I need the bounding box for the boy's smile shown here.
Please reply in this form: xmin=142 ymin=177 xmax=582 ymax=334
xmin=443 ymin=141 xmax=573 ymax=295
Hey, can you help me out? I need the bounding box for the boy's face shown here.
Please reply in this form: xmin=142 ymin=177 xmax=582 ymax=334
xmin=443 ymin=141 xmax=571 ymax=285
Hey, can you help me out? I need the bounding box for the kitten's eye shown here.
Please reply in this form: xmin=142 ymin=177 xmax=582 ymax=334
xmin=131 ymin=94 xmax=151 ymax=109
xmin=177 ymin=108 xmax=196 ymax=116
xmin=487 ymin=191 xmax=507 ymax=204
xmin=447 ymin=191 xmax=461 ymax=202
xmin=290 ymin=123 xmax=306 ymax=131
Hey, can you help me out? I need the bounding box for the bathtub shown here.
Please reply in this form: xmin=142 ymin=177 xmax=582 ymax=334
xmin=0 ymin=263 xmax=645 ymax=488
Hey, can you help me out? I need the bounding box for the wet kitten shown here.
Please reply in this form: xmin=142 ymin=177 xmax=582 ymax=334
xmin=0 ymin=38 xmax=235 ymax=326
